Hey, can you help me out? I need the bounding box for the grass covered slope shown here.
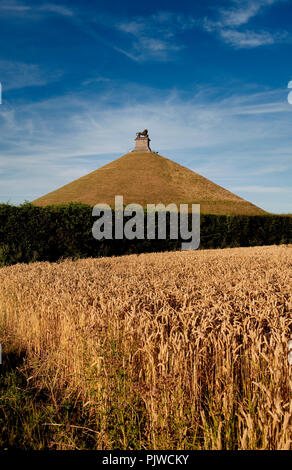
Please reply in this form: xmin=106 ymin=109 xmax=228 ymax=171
xmin=0 ymin=245 xmax=291 ymax=449
xmin=33 ymin=152 xmax=266 ymax=215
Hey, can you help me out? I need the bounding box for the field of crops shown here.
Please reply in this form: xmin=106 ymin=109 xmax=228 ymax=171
xmin=0 ymin=245 xmax=292 ymax=450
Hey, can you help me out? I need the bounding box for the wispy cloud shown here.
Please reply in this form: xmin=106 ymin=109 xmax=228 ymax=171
xmin=0 ymin=60 xmax=62 ymax=91
xmin=203 ymin=0 xmax=288 ymax=48
xmin=114 ymin=39 xmax=182 ymax=62
xmin=0 ymin=0 xmax=30 ymax=13
xmin=219 ymin=29 xmax=281 ymax=47
xmin=1 ymin=2 xmax=286 ymax=59
xmin=82 ymin=76 xmax=111 ymax=86
xmin=0 ymin=84 xmax=290 ymax=157
xmin=111 ymin=12 xmax=197 ymax=61
xmin=0 ymin=4 xmax=189 ymax=61
xmin=0 ymin=0 xmax=73 ymax=18
xmin=95 ymin=3 xmax=289 ymax=59
xmin=38 ymin=4 xmax=73 ymax=17
xmin=230 ymin=185 xmax=292 ymax=193
xmin=219 ymin=0 xmax=278 ymax=27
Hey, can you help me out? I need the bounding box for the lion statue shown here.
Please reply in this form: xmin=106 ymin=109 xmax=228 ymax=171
xmin=136 ymin=129 xmax=148 ymax=138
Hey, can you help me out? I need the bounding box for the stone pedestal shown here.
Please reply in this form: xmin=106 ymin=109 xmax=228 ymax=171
xmin=133 ymin=136 xmax=151 ymax=152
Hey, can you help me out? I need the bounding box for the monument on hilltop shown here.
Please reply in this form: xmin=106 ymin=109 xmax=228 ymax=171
xmin=32 ymin=130 xmax=267 ymax=216
xmin=133 ymin=129 xmax=151 ymax=152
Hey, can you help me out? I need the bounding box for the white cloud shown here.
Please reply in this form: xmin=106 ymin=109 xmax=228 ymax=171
xmin=193 ymin=162 xmax=289 ymax=180
xmin=219 ymin=0 xmax=278 ymax=27
xmin=0 ymin=85 xmax=290 ymax=158
xmin=230 ymin=185 xmax=292 ymax=193
xmin=219 ymin=29 xmax=276 ymax=47
xmin=117 ymin=20 xmax=143 ymax=35
xmin=58 ymin=167 xmax=92 ymax=179
xmin=0 ymin=1 xmax=30 ymax=13
xmin=0 ymin=1 xmax=74 ymax=17
xmin=0 ymin=60 xmax=62 ymax=91
xmin=101 ymin=4 xmax=290 ymax=54
xmin=203 ymin=0 xmax=287 ymax=48
xmin=112 ymin=3 xmax=289 ymax=56
xmin=112 ymin=13 xmax=192 ymax=61
xmin=82 ymin=77 xmax=110 ymax=86
xmin=39 ymin=4 xmax=73 ymax=17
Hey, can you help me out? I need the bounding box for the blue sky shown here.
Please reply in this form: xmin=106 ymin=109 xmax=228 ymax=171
xmin=0 ymin=0 xmax=291 ymax=213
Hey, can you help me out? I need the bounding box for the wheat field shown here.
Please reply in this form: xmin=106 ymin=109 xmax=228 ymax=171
xmin=0 ymin=245 xmax=292 ymax=449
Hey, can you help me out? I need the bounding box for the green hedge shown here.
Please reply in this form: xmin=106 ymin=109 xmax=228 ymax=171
xmin=0 ymin=202 xmax=291 ymax=266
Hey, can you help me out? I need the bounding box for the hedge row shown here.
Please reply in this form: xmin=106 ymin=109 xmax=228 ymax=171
xmin=0 ymin=203 xmax=291 ymax=266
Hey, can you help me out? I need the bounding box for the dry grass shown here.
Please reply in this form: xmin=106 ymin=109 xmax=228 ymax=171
xmin=33 ymin=151 xmax=266 ymax=215
xmin=0 ymin=245 xmax=291 ymax=449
